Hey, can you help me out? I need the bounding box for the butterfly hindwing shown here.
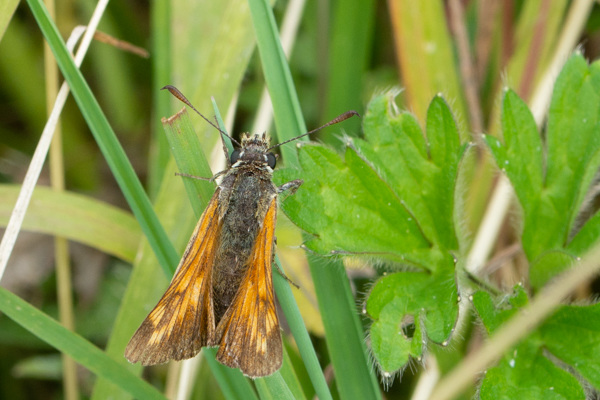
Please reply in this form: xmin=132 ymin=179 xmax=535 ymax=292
xmin=124 ymin=190 xmax=222 ymax=365
xmin=214 ymin=197 xmax=282 ymax=377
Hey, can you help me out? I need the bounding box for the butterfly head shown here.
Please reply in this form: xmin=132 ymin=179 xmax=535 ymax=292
xmin=230 ymin=133 xmax=277 ymax=170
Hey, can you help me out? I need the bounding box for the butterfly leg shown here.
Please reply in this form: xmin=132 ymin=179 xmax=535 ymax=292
xmin=277 ymin=179 xmax=303 ymax=195
xmin=176 ymin=169 xmax=227 ymax=182
xmin=273 ymin=259 xmax=300 ymax=289
xmin=274 ymin=179 xmax=303 ymax=290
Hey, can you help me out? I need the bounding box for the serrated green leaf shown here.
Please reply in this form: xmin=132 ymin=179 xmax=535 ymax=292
xmin=486 ymin=55 xmax=600 ymax=289
xmin=277 ymin=144 xmax=432 ymax=267
xmin=528 ymin=55 xmax=600 ymax=264
xmin=367 ymin=265 xmax=458 ymax=373
xmin=529 ymin=251 xmax=576 ymax=290
xmin=278 ymin=93 xmax=464 ymax=268
xmin=473 ymin=286 xmax=599 ymax=398
xmin=545 ymin=56 xmax=600 ymax=219
xmin=480 ymin=341 xmax=585 ymax=400
xmin=493 ymin=89 xmax=543 ymax=208
xmin=541 ymin=302 xmax=600 ymax=388
xmin=353 ymin=93 xmax=461 ymax=250
xmin=278 ymin=92 xmax=464 ymax=377
xmin=369 ymin=296 xmax=424 ymax=373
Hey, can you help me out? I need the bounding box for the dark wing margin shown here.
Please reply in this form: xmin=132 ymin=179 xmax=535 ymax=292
xmin=124 ymin=190 xmax=222 ymax=366
xmin=214 ymin=197 xmax=281 ymax=378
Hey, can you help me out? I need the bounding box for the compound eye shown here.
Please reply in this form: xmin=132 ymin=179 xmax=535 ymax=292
xmin=266 ymin=152 xmax=277 ymax=169
xmin=230 ymin=149 xmax=241 ymax=164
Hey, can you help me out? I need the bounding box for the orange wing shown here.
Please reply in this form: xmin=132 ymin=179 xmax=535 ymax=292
xmin=214 ymin=197 xmax=281 ymax=378
xmin=125 ymin=190 xmax=222 ymax=366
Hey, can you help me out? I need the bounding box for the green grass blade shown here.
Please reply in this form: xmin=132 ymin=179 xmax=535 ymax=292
xmin=0 ymin=288 xmax=166 ymax=400
xmin=148 ymin=0 xmax=172 ymax=198
xmin=211 ymin=97 xmax=234 ymax=154
xmin=0 ymin=184 xmax=140 ymax=262
xmin=247 ymin=0 xmax=305 ymax=163
xmin=203 ymin=348 xmax=258 ymax=400
xmin=247 ymin=0 xmax=380 ymax=398
xmin=255 ymin=373 xmax=295 ymax=400
xmin=0 ymin=0 xmax=19 ymax=40
xmin=26 ymin=0 xmax=179 ymax=276
xmin=322 ymin=0 xmax=375 ymax=145
xmin=308 ymin=256 xmax=381 ymax=399
xmin=162 ymin=109 xmax=215 ymax=212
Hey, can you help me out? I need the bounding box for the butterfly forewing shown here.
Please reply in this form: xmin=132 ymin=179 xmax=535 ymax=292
xmin=215 ymin=197 xmax=282 ymax=377
xmin=124 ymin=190 xmax=222 ymax=365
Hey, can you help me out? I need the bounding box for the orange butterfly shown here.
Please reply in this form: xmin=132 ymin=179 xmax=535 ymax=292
xmin=125 ymin=86 xmax=358 ymax=377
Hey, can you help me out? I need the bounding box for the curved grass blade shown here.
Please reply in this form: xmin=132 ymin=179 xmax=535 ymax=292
xmin=0 ymin=288 xmax=166 ymax=400
xmin=0 ymin=184 xmax=140 ymax=263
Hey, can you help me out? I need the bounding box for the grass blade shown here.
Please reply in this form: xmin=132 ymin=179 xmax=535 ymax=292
xmin=148 ymin=0 xmax=172 ymax=198
xmin=0 ymin=288 xmax=166 ymax=400
xmin=0 ymin=184 xmax=140 ymax=263
xmin=0 ymin=0 xmax=19 ymax=40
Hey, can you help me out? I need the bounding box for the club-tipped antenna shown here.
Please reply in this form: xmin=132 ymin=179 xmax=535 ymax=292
xmin=268 ymin=110 xmax=360 ymax=150
xmin=162 ymin=85 xmax=241 ymax=147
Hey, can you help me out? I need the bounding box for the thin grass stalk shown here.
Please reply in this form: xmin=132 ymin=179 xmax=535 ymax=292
xmin=43 ymin=0 xmax=78 ymax=398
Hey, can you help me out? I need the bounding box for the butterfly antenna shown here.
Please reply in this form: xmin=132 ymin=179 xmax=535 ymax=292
xmin=268 ymin=110 xmax=360 ymax=150
xmin=162 ymin=85 xmax=241 ymax=147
